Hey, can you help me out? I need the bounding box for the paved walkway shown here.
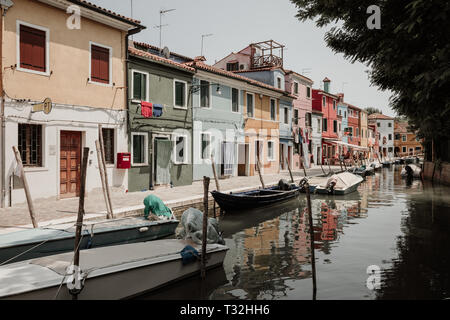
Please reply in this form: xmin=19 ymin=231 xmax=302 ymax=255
xmin=0 ymin=166 xmax=340 ymax=233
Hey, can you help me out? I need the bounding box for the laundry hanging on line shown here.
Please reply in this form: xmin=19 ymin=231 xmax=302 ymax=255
xmin=141 ymin=101 xmax=153 ymax=118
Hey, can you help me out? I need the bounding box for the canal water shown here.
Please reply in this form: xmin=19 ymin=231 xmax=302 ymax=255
xmin=140 ymin=166 xmax=450 ymax=300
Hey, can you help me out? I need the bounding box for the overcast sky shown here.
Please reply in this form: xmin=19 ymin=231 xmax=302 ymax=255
xmin=93 ymin=0 xmax=395 ymax=116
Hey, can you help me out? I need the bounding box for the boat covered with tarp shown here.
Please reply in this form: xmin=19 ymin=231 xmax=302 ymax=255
xmin=315 ymin=172 xmax=364 ymax=195
xmin=0 ymin=239 xmax=228 ymax=300
xmin=401 ymin=164 xmax=422 ymax=178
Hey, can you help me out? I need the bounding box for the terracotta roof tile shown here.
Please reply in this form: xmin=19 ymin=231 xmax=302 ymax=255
xmin=67 ymin=0 xmax=143 ymax=26
xmin=184 ymin=60 xmax=294 ymax=97
xmin=128 ymin=47 xmax=195 ymax=73
xmin=368 ymin=113 xmax=394 ymax=120
xmin=133 ymin=41 xmax=194 ymax=62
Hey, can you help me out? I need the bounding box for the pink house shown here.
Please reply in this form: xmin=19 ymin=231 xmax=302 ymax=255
xmin=284 ymin=70 xmax=314 ymax=169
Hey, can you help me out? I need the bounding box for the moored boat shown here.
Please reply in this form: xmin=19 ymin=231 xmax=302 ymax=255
xmin=0 ymin=239 xmax=228 ymax=300
xmin=401 ymin=164 xmax=422 ymax=178
xmin=211 ymin=181 xmax=301 ymax=212
xmin=315 ymin=172 xmax=364 ymax=195
xmin=0 ymin=216 xmax=179 ymax=265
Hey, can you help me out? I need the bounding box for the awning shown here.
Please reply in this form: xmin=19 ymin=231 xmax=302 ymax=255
xmin=323 ymin=138 xmax=369 ymax=151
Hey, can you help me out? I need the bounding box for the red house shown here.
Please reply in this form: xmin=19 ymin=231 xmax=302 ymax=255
xmin=312 ymin=78 xmax=340 ymax=164
xmin=347 ymin=104 xmax=361 ymax=147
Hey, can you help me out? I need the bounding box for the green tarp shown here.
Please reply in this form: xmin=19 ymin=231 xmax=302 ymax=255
xmin=143 ymin=195 xmax=172 ymax=219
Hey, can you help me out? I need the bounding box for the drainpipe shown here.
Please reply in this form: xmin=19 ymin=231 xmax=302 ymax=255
xmin=1 ymin=7 xmax=5 ymax=208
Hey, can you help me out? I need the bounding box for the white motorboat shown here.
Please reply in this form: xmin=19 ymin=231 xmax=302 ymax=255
xmin=0 ymin=239 xmax=228 ymax=300
xmin=315 ymin=172 xmax=364 ymax=195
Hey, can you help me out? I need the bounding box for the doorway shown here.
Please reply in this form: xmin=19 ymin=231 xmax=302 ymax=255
xmin=154 ymin=137 xmax=172 ymax=186
xmin=60 ymin=131 xmax=81 ymax=198
xmin=238 ymin=143 xmax=249 ymax=176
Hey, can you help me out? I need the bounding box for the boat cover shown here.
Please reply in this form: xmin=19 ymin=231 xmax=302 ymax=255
xmin=319 ymin=172 xmax=363 ymax=191
xmin=143 ymin=195 xmax=173 ymax=218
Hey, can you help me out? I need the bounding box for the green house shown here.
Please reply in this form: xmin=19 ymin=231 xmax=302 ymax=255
xmin=127 ymin=43 xmax=195 ymax=192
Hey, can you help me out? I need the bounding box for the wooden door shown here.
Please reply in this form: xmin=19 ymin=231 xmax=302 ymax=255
xmin=60 ymin=131 xmax=81 ymax=198
xmin=155 ymin=139 xmax=172 ymax=185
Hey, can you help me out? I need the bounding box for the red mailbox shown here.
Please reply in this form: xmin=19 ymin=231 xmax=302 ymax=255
xmin=117 ymin=152 xmax=131 ymax=169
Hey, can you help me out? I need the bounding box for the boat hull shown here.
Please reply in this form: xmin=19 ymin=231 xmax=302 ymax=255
xmin=315 ymin=182 xmax=361 ymax=195
xmin=0 ymin=218 xmax=179 ymax=264
xmin=211 ymin=187 xmax=301 ymax=212
xmin=0 ymin=240 xmax=228 ymax=300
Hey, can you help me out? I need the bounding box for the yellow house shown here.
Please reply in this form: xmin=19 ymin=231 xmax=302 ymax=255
xmin=360 ymin=109 xmax=368 ymax=150
xmin=0 ymin=0 xmax=144 ymax=206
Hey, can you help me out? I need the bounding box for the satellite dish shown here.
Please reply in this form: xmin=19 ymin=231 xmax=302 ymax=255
xmin=162 ymin=46 xmax=170 ymax=59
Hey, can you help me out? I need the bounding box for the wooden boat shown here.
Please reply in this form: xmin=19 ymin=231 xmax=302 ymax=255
xmin=0 ymin=239 xmax=228 ymax=300
xmin=315 ymin=172 xmax=364 ymax=195
xmin=0 ymin=217 xmax=179 ymax=265
xmin=211 ymin=184 xmax=301 ymax=212
xmin=369 ymin=162 xmax=382 ymax=170
xmin=348 ymin=165 xmax=373 ymax=177
xmin=401 ymin=164 xmax=422 ymax=178
xmin=299 ymin=175 xmax=331 ymax=193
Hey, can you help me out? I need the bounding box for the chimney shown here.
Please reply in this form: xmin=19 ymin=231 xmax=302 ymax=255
xmin=337 ymin=93 xmax=344 ymax=101
xmin=323 ymin=77 xmax=331 ymax=93
xmin=194 ymin=56 xmax=207 ymax=62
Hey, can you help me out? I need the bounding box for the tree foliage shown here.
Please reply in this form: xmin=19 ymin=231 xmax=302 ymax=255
xmin=364 ymin=107 xmax=383 ymax=115
xmin=291 ymin=0 xmax=450 ymax=139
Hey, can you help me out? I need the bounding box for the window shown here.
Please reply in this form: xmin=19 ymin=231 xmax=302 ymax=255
xmin=90 ymin=43 xmax=111 ymax=84
xmin=102 ymin=128 xmax=115 ymax=164
xmin=294 ymin=109 xmax=299 ymax=125
xmin=333 ymin=100 xmax=336 ymax=110
xmin=388 ymin=134 xmax=392 ymax=140
xmin=402 ymin=146 xmax=407 ymax=153
xmin=306 ymin=113 xmax=312 ymax=127
xmin=270 ymin=99 xmax=276 ymax=121
xmin=201 ymin=133 xmax=211 ymax=160
xmin=277 ymin=77 xmax=282 ymax=89
xmin=402 ymin=135 xmax=407 ymax=142
xmin=323 ymin=118 xmax=328 ymax=132
xmin=284 ymin=108 xmax=288 ymax=124
xmin=322 ymin=96 xmax=326 ymax=107
xmin=395 ymin=133 xmax=400 ymax=140
xmin=306 ymin=87 xmax=311 ymax=98
xmin=267 ymin=141 xmax=274 ymax=161
xmin=232 ymin=88 xmax=239 ymax=112
xmin=333 ymin=120 xmax=337 ymax=133
xmin=247 ymin=93 xmax=254 ymax=117
xmin=132 ymin=70 xmax=149 ymax=101
xmin=388 ymin=122 xmax=392 ymax=127
xmin=344 ymin=111 xmax=347 ymax=118
xmin=339 ymin=110 xmax=341 ymax=116
xmin=294 ymin=82 xmax=299 ymax=94
xmin=200 ymin=80 xmax=210 ymax=108
xmin=317 ymin=119 xmax=321 ymax=133
xmin=174 ymin=80 xmax=187 ymax=108
xmin=131 ymin=132 xmax=147 ymax=165
xmin=339 ymin=123 xmax=341 ymax=132
xmin=18 ymin=22 xmax=48 ymax=74
xmin=226 ymin=62 xmax=239 ymax=71
xmin=377 ymin=122 xmax=380 ymax=127
xmin=18 ymin=124 xmax=42 ymax=167
xmin=174 ymin=135 xmax=188 ymax=164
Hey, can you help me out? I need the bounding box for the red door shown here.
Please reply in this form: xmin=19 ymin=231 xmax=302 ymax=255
xmin=60 ymin=131 xmax=81 ymax=198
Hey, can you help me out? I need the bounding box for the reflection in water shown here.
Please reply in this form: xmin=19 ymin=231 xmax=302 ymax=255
xmin=139 ymin=166 xmax=450 ymax=300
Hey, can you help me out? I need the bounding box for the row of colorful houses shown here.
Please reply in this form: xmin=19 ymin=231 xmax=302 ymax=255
xmin=0 ymin=0 xmax=422 ymax=207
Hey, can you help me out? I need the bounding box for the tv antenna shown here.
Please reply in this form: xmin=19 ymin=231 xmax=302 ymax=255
xmin=301 ymin=68 xmax=312 ymax=75
xmin=201 ymin=33 xmax=213 ymax=57
xmin=155 ymin=8 xmax=176 ymax=51
xmin=342 ymin=82 xmax=348 ymax=92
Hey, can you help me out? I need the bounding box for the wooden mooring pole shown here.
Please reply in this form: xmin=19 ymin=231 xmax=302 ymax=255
xmin=286 ymin=158 xmax=294 ymax=183
xmin=72 ymin=147 xmax=89 ymax=300
xmin=305 ymin=181 xmax=317 ymax=300
xmin=95 ymin=140 xmax=113 ymax=219
xmin=201 ymin=176 xmax=210 ymax=279
xmin=256 ymin=153 xmax=265 ymax=189
xmin=12 ymin=146 xmax=38 ymax=228
xmin=98 ymin=125 xmax=114 ymax=219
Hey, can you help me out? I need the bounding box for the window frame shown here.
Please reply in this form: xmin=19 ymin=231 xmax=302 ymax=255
xmin=270 ymin=98 xmax=277 ymax=121
xmin=131 ymin=132 xmax=148 ymax=166
xmin=306 ymin=86 xmax=311 ymax=99
xmin=323 ymin=117 xmax=328 ymax=132
xmin=246 ymin=92 xmax=255 ymax=118
xmin=102 ymin=128 xmax=115 ymax=165
xmin=18 ymin=123 xmax=44 ymax=168
xmin=267 ymin=140 xmax=275 ymax=161
xmin=231 ymin=88 xmax=240 ymax=113
xmin=89 ymin=41 xmax=113 ymax=87
xmin=173 ymin=134 xmax=189 ymax=164
xmin=173 ymin=79 xmax=188 ymax=109
xmin=293 ymin=81 xmax=299 ymax=95
xmin=277 ymin=76 xmax=282 ymax=89
xmin=402 ymin=135 xmax=407 ymax=142
xmin=131 ymin=69 xmax=150 ymax=103
xmin=16 ymin=20 xmax=50 ymax=77
xmin=200 ymin=132 xmax=211 ymax=161
xmin=284 ymin=107 xmax=289 ymax=124
xmin=199 ymin=79 xmax=211 ymax=109
xmin=322 ymin=96 xmax=326 ymax=107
